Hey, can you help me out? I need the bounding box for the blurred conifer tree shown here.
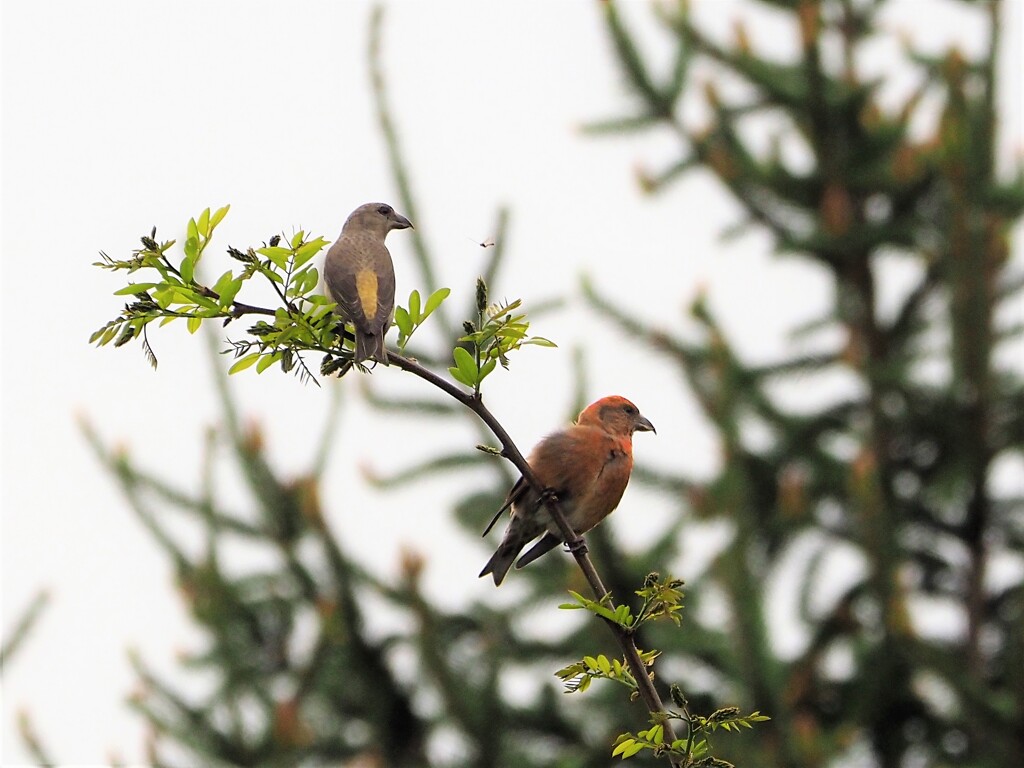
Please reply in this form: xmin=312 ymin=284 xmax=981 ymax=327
xmin=73 ymin=1 xmax=1021 ymax=767
xmin=577 ymin=1 xmax=1023 ymax=766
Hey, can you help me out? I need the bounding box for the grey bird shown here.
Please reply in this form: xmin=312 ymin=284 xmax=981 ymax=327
xmin=324 ymin=202 xmax=413 ymax=364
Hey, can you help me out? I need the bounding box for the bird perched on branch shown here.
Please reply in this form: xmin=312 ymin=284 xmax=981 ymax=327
xmin=324 ymin=202 xmax=413 ymax=364
xmin=480 ymin=395 xmax=655 ymax=586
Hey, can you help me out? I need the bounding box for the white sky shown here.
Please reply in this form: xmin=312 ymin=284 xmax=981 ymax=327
xmin=2 ymin=1 xmax=1021 ymax=764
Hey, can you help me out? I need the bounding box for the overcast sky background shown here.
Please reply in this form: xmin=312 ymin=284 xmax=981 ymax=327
xmin=2 ymin=1 xmax=1021 ymax=764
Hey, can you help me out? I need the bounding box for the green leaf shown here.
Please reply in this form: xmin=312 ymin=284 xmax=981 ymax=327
xmin=394 ymin=306 xmax=412 ymax=337
xmin=186 ymin=291 xmax=220 ymax=311
xmin=622 ymin=741 xmax=645 ymax=758
xmin=219 ymin=278 xmax=243 ymax=308
xmin=256 ymin=352 xmax=279 ymax=373
xmin=524 ymin=336 xmax=558 ymax=347
xmin=308 ymin=304 xmax=337 ymax=325
xmin=294 ymin=238 xmax=325 ymax=268
xmin=304 ymin=294 xmax=335 ymax=306
xmin=290 ymin=230 xmax=305 ymax=250
xmin=452 ymin=346 xmax=478 ymax=386
xmin=228 ymin=353 xmax=261 ymax=374
xmin=478 ymin=357 xmax=497 ymax=381
xmin=209 ymin=204 xmax=230 ymax=230
xmin=408 ymin=289 xmax=422 ymax=322
xmin=180 ymin=253 xmax=196 ymax=284
xmin=612 ymin=739 xmax=637 ymax=758
xmin=152 ymin=286 xmax=175 ymax=309
xmin=424 ymin=287 xmax=450 ymax=317
xmin=186 ymin=316 xmax=202 ymax=334
xmin=592 ymin=604 xmax=619 ymax=622
xmin=257 ymin=246 xmax=290 ymax=269
xmin=298 ymin=267 xmax=320 ymax=296
xmin=187 ymin=216 xmax=199 ymax=244
xmin=448 ymin=365 xmax=473 ymax=386
xmin=554 ymin=662 xmax=584 ymax=680
xmin=89 ymin=325 xmax=110 ymax=344
xmin=113 ymin=283 xmax=158 ymax=296
xmin=212 ymin=270 xmax=235 ymax=295
xmin=184 ymin=237 xmax=199 ymax=264
xmin=113 ymin=324 xmax=137 ymax=347
xmin=197 ymin=207 xmax=211 ymax=238
xmin=212 ymin=270 xmax=240 ymax=307
xmin=261 ymin=267 xmax=284 ymax=284
xmin=638 ymin=648 xmax=661 ymax=665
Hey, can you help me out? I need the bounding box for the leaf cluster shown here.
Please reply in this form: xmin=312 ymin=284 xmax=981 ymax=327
xmin=394 ymin=287 xmax=451 ymax=350
xmin=559 ymin=572 xmax=685 ymax=633
xmin=449 ymin=278 xmax=556 ymax=392
xmin=611 ymin=701 xmax=769 ymax=764
xmin=554 ymin=648 xmax=659 ymax=697
xmin=90 ymin=206 xmax=349 ymax=384
xmin=554 ymin=572 xmax=765 ymax=764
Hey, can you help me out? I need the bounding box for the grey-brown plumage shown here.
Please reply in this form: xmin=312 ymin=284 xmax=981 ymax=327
xmin=324 ymin=202 xmax=413 ymax=364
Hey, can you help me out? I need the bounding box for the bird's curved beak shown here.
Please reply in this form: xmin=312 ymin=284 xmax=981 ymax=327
xmin=635 ymin=415 xmax=656 ymax=434
xmin=391 ymin=213 xmax=413 ymax=230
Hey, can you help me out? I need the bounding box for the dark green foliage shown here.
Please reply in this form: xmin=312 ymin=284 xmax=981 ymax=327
xmin=580 ymin=1 xmax=1024 ymax=766
xmin=82 ymin=402 xmax=434 ymax=768
xmin=72 ymin=2 xmax=1021 ymax=767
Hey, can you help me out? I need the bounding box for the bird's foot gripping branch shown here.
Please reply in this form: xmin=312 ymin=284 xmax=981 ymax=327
xmin=93 ymin=205 xmax=768 ymax=766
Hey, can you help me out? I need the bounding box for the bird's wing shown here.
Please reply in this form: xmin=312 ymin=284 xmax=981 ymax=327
xmin=514 ymin=532 xmax=561 ymax=569
xmin=482 ymin=475 xmax=529 ymax=537
xmin=324 ymin=235 xmax=394 ymax=334
xmin=370 ymin=243 xmax=396 ymax=332
xmin=323 ymin=238 xmax=362 ymax=319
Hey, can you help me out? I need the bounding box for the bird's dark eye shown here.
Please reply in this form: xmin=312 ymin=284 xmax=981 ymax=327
xmin=377 ymin=204 xmax=392 ymax=216
xmin=623 ymin=404 xmax=637 ymax=415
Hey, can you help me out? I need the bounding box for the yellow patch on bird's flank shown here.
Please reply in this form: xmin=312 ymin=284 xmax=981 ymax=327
xmin=355 ymin=269 xmax=378 ymax=319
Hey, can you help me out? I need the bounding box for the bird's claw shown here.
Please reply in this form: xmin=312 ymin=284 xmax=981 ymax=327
xmin=566 ymin=537 xmax=588 ymax=557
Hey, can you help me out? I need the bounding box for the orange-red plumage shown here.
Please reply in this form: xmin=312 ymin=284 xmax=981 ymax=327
xmin=479 ymin=395 xmax=655 ymax=586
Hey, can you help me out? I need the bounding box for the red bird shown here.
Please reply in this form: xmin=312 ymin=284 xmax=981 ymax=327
xmin=479 ymin=395 xmax=656 ymax=586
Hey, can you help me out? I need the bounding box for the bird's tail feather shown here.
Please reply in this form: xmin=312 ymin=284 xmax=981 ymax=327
xmin=478 ymin=541 xmax=522 ymax=586
xmin=355 ymin=331 xmax=389 ymax=364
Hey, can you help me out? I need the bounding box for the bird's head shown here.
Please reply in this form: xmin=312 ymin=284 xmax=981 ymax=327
xmin=343 ymin=202 xmax=414 ymax=237
xmin=578 ymin=396 xmax=656 ymax=437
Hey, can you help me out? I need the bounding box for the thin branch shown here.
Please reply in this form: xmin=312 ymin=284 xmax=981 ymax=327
xmin=0 ymin=589 xmax=51 ymax=666
xmin=17 ymin=710 xmax=56 ymax=767
xmin=385 ymin=348 xmax=684 ymax=761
